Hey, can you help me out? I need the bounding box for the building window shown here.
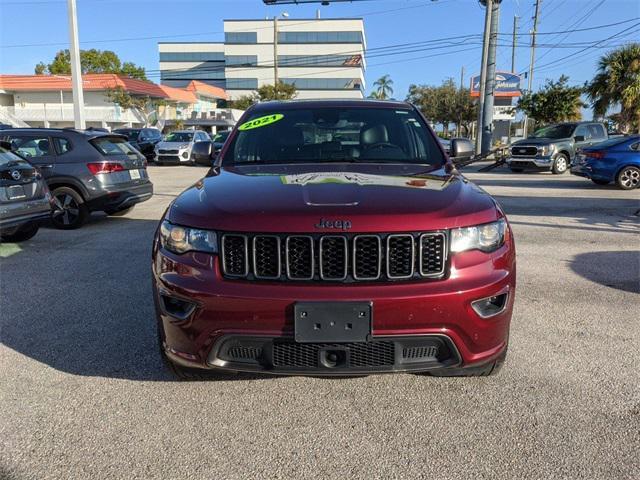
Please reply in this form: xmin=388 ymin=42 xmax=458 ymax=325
xmin=225 ymin=32 xmax=258 ymax=44
xmin=226 ymin=78 xmax=259 ymax=89
xmin=225 ymin=55 xmax=259 ymax=67
xmin=159 ymin=52 xmax=224 ymax=62
xmin=278 ymin=54 xmax=363 ymax=67
xmin=161 ymin=65 xmax=225 ymax=81
xmin=281 ymin=78 xmax=362 ymax=90
xmin=278 ymin=31 xmax=362 ymax=44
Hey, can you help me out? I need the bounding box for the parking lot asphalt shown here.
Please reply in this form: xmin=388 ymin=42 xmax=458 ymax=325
xmin=1 ymin=164 xmax=638 ymax=480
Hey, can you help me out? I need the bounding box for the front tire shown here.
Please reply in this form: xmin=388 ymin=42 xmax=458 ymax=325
xmin=51 ymin=187 xmax=89 ymax=229
xmin=552 ymin=154 xmax=569 ymax=174
xmin=0 ymin=223 xmax=39 ymax=242
xmin=616 ymin=166 xmax=640 ymax=190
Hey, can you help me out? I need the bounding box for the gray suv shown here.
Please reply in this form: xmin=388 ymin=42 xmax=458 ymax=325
xmin=1 ymin=128 xmax=153 ymax=229
xmin=507 ymin=122 xmax=608 ymax=174
xmin=0 ymin=145 xmax=52 ymax=242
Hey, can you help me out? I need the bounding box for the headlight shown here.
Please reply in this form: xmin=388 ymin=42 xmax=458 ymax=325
xmin=179 ymin=144 xmax=190 ymax=150
xmin=451 ymin=219 xmax=507 ymax=253
xmin=159 ymin=220 xmax=218 ymax=254
xmin=538 ymin=145 xmax=555 ymax=156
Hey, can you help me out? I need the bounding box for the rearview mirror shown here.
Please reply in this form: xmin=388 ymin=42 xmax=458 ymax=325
xmin=450 ymin=138 xmax=474 ymax=162
xmin=574 ymin=135 xmax=585 ymax=142
xmin=191 ymin=140 xmax=214 ymax=166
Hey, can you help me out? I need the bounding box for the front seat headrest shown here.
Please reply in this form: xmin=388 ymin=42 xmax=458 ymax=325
xmin=360 ymin=124 xmax=389 ymax=146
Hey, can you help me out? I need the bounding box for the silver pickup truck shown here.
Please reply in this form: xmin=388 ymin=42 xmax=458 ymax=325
xmin=507 ymin=122 xmax=608 ymax=174
xmin=0 ymin=145 xmax=52 ymax=242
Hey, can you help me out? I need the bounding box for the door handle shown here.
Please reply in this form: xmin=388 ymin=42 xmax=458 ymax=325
xmin=39 ymin=164 xmax=54 ymax=169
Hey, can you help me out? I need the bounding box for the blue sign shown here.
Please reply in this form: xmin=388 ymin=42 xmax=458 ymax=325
xmin=471 ymin=71 xmax=521 ymax=97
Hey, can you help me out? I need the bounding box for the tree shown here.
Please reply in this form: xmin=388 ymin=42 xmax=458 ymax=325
xmin=106 ymin=87 xmax=165 ymax=127
xmin=517 ymin=75 xmax=585 ymax=127
xmin=586 ymin=43 xmax=640 ymax=133
xmin=372 ymin=74 xmax=394 ymax=100
xmin=406 ymin=79 xmax=475 ymax=136
xmin=228 ymin=81 xmax=297 ymax=110
xmin=34 ymin=49 xmax=147 ymax=80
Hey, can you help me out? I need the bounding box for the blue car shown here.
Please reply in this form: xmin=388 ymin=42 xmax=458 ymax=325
xmin=571 ymin=135 xmax=640 ymax=190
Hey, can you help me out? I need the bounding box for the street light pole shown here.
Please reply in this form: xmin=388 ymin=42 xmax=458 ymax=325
xmin=274 ymin=16 xmax=279 ymax=89
xmin=67 ymin=0 xmax=85 ymax=129
xmin=522 ymin=0 xmax=541 ymax=138
xmin=475 ymin=0 xmax=493 ymax=155
xmin=511 ymin=15 xmax=519 ymax=72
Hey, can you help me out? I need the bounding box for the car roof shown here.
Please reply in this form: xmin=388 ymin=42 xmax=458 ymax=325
xmin=3 ymin=127 xmax=123 ymax=139
xmin=248 ymin=98 xmax=413 ymax=113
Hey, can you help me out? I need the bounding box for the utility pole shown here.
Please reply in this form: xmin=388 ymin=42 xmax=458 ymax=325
xmin=67 ymin=0 xmax=85 ymax=129
xmin=475 ymin=0 xmax=493 ymax=154
xmin=511 ymin=15 xmax=519 ymax=72
xmin=480 ymin=0 xmax=501 ymax=155
xmin=273 ymin=16 xmax=279 ymax=90
xmin=522 ymin=0 xmax=541 ymax=138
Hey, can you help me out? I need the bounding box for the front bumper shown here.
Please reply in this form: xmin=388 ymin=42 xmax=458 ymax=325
xmin=507 ymin=156 xmax=553 ymax=170
xmin=570 ymin=163 xmax=612 ymax=182
xmin=152 ymin=235 xmax=516 ymax=375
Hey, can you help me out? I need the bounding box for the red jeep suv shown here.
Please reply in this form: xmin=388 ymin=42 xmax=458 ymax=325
xmin=152 ymin=100 xmax=515 ymax=379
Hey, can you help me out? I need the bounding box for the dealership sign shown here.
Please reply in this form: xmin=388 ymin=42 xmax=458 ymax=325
xmin=470 ymin=71 xmax=521 ymax=97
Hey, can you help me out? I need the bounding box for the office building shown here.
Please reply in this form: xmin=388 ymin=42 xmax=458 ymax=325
xmin=159 ymin=17 xmax=366 ymax=100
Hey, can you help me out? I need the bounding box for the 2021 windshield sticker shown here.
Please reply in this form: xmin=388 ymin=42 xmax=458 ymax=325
xmin=238 ymin=113 xmax=284 ymax=131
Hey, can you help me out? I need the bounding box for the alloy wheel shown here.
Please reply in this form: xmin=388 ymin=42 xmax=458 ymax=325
xmin=52 ymin=193 xmax=80 ymax=226
xmin=556 ymin=157 xmax=567 ymax=172
xmin=619 ymin=167 xmax=640 ymax=189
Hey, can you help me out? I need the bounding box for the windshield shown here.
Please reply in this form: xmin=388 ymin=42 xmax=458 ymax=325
xmin=165 ymin=132 xmax=194 ymax=143
xmin=0 ymin=147 xmax=29 ymax=167
xmin=91 ymin=137 xmax=139 ymax=156
xmin=530 ymin=124 xmax=576 ymax=139
xmin=222 ymin=107 xmax=444 ymax=168
xmin=115 ymin=129 xmax=140 ymax=141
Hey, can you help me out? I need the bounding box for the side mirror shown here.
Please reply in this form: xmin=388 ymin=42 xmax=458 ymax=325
xmin=0 ymin=140 xmax=12 ymax=150
xmin=574 ymin=135 xmax=585 ymax=142
xmin=191 ymin=140 xmax=214 ymax=165
xmin=450 ymin=138 xmax=474 ymax=162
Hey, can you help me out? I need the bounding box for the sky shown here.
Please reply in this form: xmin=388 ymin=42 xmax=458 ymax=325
xmin=0 ymin=0 xmax=639 ymax=113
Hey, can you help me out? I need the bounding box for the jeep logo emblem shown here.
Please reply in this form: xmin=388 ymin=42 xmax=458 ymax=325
xmin=315 ymin=218 xmax=352 ymax=230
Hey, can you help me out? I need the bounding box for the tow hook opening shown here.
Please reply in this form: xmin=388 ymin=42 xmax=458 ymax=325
xmin=319 ymin=348 xmax=348 ymax=368
xmin=471 ymin=292 xmax=509 ymax=318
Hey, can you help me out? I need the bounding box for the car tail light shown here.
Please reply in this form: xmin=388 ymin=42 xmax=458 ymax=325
xmin=86 ymin=162 xmax=125 ymax=175
xmin=584 ymin=151 xmax=605 ymax=159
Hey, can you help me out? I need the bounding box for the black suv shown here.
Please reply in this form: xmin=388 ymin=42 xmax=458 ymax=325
xmin=113 ymin=127 xmax=162 ymax=162
xmin=1 ymin=128 xmax=153 ymax=229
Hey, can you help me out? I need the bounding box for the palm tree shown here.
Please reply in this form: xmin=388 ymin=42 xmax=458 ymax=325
xmin=372 ymin=75 xmax=394 ymax=100
xmin=586 ymin=43 xmax=640 ymax=133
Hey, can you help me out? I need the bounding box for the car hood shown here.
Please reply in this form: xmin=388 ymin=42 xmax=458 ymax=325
xmin=157 ymin=141 xmax=192 ymax=149
xmin=166 ymin=164 xmax=500 ymax=233
xmin=512 ymin=137 xmax=571 ymax=146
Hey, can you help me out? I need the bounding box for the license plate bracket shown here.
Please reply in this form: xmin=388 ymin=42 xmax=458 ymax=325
xmin=294 ymin=301 xmax=372 ymax=343
xmin=7 ymin=185 xmax=26 ymax=200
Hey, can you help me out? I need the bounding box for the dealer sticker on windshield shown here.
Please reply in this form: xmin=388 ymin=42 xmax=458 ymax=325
xmin=238 ymin=113 xmax=284 ymax=131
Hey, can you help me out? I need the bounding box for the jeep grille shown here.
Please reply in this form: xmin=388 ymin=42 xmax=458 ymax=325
xmin=220 ymin=232 xmax=447 ymax=282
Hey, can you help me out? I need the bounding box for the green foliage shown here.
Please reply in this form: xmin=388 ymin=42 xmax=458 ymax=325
xmin=586 ymin=43 xmax=640 ymax=133
xmin=517 ymin=75 xmax=585 ymax=125
xmin=406 ymin=78 xmax=477 ymax=136
xmin=106 ymin=86 xmax=162 ymax=126
xmin=371 ymin=75 xmax=394 ymax=100
xmin=228 ymin=82 xmax=297 ymax=110
xmin=34 ymin=49 xmax=147 ymax=80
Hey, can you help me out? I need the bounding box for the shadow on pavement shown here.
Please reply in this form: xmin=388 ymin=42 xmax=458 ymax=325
xmin=570 ymin=251 xmax=640 ymax=294
xmin=0 ymin=216 xmax=259 ymax=382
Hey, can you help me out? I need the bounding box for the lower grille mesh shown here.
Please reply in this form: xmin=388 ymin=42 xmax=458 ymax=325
xmin=272 ymin=341 xmax=396 ymax=368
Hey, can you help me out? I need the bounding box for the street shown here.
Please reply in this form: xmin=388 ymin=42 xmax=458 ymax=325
xmin=1 ymin=165 xmax=638 ymax=479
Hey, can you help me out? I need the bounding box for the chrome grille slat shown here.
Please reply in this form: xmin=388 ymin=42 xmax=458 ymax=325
xmin=220 ymin=232 xmax=447 ymax=282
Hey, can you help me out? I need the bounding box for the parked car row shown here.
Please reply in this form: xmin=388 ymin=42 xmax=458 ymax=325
xmin=0 ymin=128 xmax=154 ymax=241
